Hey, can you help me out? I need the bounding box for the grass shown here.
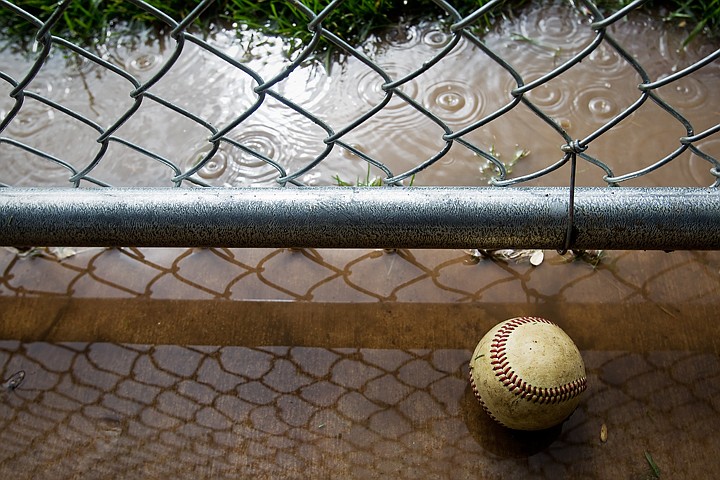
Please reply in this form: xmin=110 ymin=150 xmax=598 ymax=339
xmin=1 ymin=0 xmax=718 ymax=50
xmin=333 ymin=164 xmax=415 ymax=187
xmin=333 ymin=164 xmax=384 ymax=187
xmin=644 ymin=451 xmax=662 ymax=479
xmin=661 ymin=0 xmax=720 ymax=45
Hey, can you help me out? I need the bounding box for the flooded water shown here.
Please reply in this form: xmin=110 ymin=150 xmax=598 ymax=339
xmin=1 ymin=4 xmax=719 ymax=187
xmin=1 ymin=1 xmax=720 ymax=478
xmin=0 ymin=337 xmax=718 ymax=478
xmin=1 ymin=245 xmax=720 ymax=478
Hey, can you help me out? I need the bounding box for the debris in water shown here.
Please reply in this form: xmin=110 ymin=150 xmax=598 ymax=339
xmin=600 ymin=423 xmax=608 ymax=443
xmin=2 ymin=370 xmax=25 ymax=391
xmin=530 ymin=250 xmax=544 ymax=266
xmin=4 ymin=246 xmax=105 ymax=260
xmin=466 ymin=249 xmax=545 ymax=266
xmin=644 ymin=451 xmax=661 ymax=478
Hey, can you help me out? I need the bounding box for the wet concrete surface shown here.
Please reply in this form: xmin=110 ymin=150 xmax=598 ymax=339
xmin=0 ymin=247 xmax=719 ymax=478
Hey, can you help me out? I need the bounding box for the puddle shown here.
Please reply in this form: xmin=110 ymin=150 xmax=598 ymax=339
xmin=0 ymin=340 xmax=718 ymax=478
xmin=1 ymin=245 xmax=720 ymax=477
xmin=1 ymin=2 xmax=720 ymax=478
xmin=1 ymin=6 xmax=719 ymax=187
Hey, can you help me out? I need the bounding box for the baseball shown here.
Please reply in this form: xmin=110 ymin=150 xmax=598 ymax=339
xmin=469 ymin=316 xmax=587 ymax=431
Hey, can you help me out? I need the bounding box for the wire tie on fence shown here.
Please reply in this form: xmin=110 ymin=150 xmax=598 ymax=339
xmin=560 ymin=140 xmax=587 ymax=155
xmin=559 ymin=140 xmax=587 ymax=254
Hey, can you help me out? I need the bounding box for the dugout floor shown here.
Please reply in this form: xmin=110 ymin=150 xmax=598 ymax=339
xmin=0 ymin=247 xmax=718 ymax=478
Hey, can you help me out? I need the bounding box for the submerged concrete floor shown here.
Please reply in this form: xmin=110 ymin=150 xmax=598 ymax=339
xmin=0 ymin=247 xmax=719 ymax=479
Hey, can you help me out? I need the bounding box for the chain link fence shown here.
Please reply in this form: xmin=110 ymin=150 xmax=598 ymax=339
xmin=0 ymin=0 xmax=719 ymax=250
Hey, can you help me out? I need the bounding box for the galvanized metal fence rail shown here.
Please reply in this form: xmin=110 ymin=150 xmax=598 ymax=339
xmin=0 ymin=0 xmax=719 ymax=250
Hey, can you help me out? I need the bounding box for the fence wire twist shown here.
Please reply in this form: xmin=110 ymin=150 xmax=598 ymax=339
xmin=0 ymin=0 xmax=719 ymax=250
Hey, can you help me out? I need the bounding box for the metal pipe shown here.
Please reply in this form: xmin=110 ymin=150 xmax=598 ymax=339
xmin=0 ymin=187 xmax=718 ymax=250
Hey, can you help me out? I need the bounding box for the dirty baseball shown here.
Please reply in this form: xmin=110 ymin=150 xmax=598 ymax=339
xmin=469 ymin=316 xmax=587 ymax=431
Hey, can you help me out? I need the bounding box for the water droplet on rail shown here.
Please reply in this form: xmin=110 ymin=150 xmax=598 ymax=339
xmin=97 ymin=417 xmax=124 ymax=437
xmin=530 ymin=250 xmax=544 ymax=266
xmin=2 ymin=370 xmax=25 ymax=391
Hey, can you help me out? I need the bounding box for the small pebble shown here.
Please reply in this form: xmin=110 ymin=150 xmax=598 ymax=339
xmin=530 ymin=250 xmax=544 ymax=266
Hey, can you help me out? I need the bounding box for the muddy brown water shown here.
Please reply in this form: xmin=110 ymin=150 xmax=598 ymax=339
xmin=1 ymin=2 xmax=720 ymax=479
xmin=1 ymin=6 xmax=719 ymax=187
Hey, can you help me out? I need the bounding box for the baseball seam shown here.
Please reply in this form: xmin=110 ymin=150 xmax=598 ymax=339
xmin=490 ymin=316 xmax=587 ymax=404
xmin=469 ymin=369 xmax=507 ymax=426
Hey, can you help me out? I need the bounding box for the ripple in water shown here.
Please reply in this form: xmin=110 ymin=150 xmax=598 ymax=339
xmin=572 ymin=86 xmax=622 ymax=123
xmin=518 ymin=3 xmax=592 ymax=52
xmin=3 ymin=143 xmax=75 ymax=186
xmin=101 ymin=30 xmax=169 ymax=81
xmin=523 ymin=74 xmax=570 ymax=115
xmin=126 ymin=52 xmax=163 ymax=75
xmin=356 ymin=64 xmax=419 ymax=110
xmin=238 ymin=129 xmax=277 ymax=161
xmin=587 ymin=45 xmax=631 ymax=81
xmin=345 ymin=63 xmax=431 ymax=135
xmin=355 ymin=68 xmax=389 ymax=108
xmin=424 ymin=81 xmax=483 ymax=125
xmin=188 ymin=125 xmax=285 ymax=186
xmin=6 ymin=101 xmax=55 ymax=137
xmin=657 ymin=75 xmax=708 ymax=110
xmin=188 ymin=144 xmax=228 ymax=180
xmin=380 ymin=25 xmax=419 ymax=49
xmin=422 ymin=28 xmax=452 ymax=49
xmin=276 ymin=64 xmax=332 ymax=114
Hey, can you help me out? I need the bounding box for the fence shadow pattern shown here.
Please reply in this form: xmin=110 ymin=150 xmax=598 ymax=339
xmin=0 ymin=0 xmax=719 ymax=189
xmin=1 ymin=340 xmax=719 ymax=478
xmin=2 ymin=247 xmax=720 ymax=303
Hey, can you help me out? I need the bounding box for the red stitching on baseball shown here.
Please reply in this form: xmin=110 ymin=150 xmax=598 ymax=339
xmin=469 ymin=369 xmax=508 ymax=427
xmin=490 ymin=317 xmax=587 ymax=404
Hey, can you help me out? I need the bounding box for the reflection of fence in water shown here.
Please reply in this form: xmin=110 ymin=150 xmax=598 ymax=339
xmin=0 ymin=341 xmax=719 ymax=478
xmin=2 ymin=247 xmax=720 ymax=303
xmin=0 ymin=1 xmax=719 ymax=250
